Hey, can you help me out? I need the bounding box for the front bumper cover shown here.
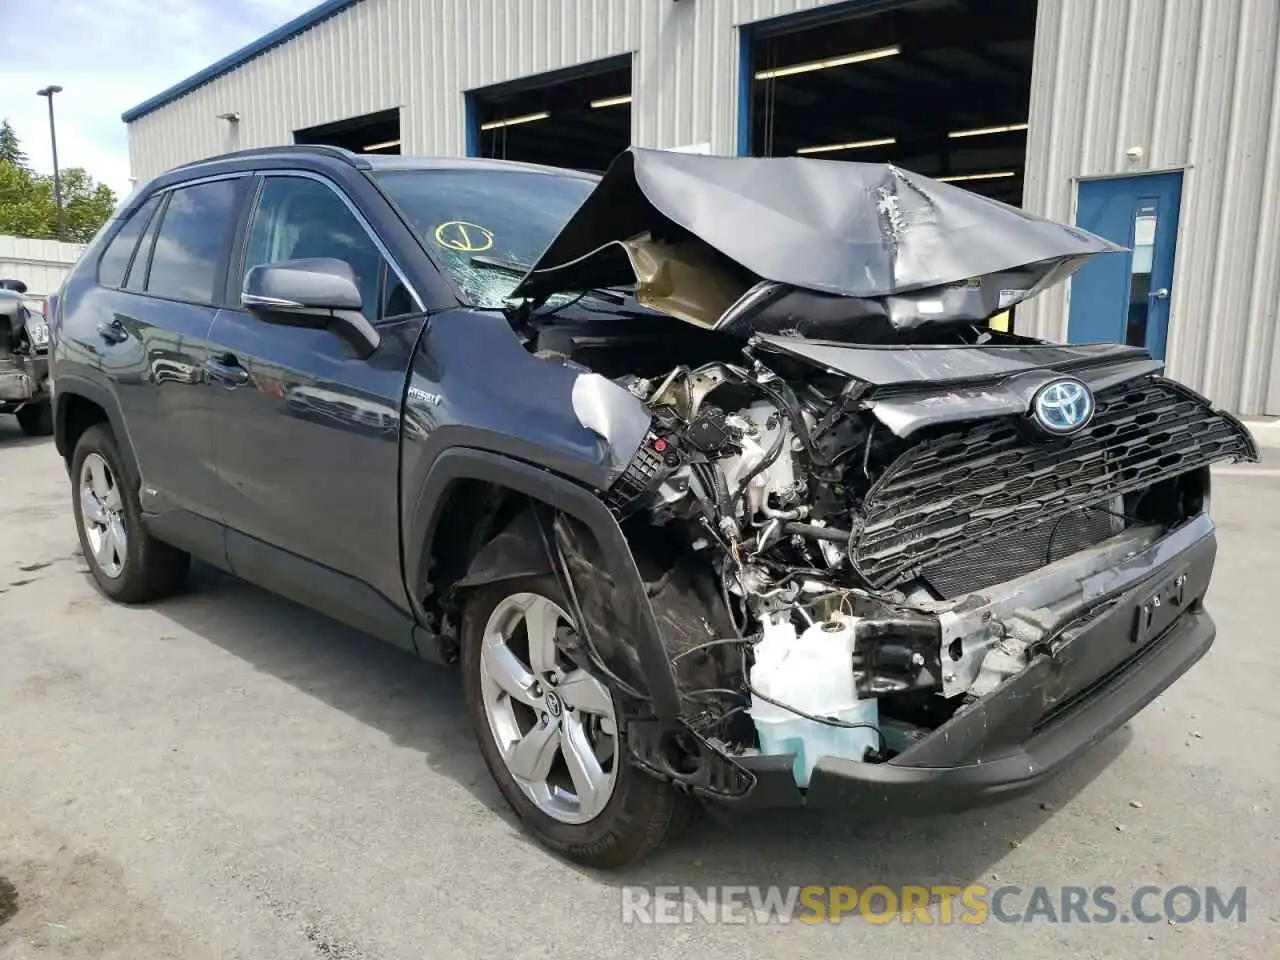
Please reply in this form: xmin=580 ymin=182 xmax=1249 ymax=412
xmin=730 ymin=512 xmax=1218 ymax=814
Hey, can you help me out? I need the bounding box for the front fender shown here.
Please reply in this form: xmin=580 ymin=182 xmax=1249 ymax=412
xmin=409 ymin=447 xmax=682 ymax=724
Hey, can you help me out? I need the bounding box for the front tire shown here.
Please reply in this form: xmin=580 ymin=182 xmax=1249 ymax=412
xmin=461 ymin=575 xmax=692 ymax=868
xmin=70 ymin=424 xmax=190 ymax=603
xmin=16 ymin=402 xmax=52 ymax=437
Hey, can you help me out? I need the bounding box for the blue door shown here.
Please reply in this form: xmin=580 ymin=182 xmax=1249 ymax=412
xmin=1067 ymin=172 xmax=1183 ymax=360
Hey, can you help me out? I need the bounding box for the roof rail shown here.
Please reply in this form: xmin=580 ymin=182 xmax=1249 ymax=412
xmin=170 ymin=144 xmax=370 ymax=172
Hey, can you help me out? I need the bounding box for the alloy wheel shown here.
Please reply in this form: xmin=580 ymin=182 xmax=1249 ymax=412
xmin=79 ymin=452 xmax=127 ymax=579
xmin=478 ymin=592 xmax=620 ymax=824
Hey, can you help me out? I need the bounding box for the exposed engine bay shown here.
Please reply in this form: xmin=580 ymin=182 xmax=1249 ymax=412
xmin=552 ymin=336 xmax=1254 ymax=789
xmin=493 ymin=148 xmax=1259 ymax=795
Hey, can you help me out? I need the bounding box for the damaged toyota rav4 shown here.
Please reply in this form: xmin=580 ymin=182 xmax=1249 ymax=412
xmin=52 ymin=146 xmax=1257 ymax=868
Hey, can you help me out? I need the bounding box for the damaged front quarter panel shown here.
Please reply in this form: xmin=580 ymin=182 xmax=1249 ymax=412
xmin=546 ymin=507 xmax=760 ymax=802
xmin=570 ymin=371 xmax=651 ymax=476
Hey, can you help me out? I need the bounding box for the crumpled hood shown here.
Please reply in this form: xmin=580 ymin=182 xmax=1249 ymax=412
xmin=512 ymin=147 xmax=1124 ymax=333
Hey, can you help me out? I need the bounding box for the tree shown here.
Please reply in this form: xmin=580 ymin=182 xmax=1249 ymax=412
xmin=0 ymin=162 xmax=51 ymax=238
xmin=0 ymin=119 xmax=116 ymax=243
xmin=0 ymin=120 xmax=30 ymax=169
xmin=56 ymin=168 xmax=118 ymax=243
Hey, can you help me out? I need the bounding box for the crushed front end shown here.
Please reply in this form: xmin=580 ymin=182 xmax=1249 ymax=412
xmin=578 ymin=354 xmax=1255 ymax=814
xmin=510 ymin=147 xmax=1258 ymax=814
xmin=0 ymin=288 xmax=51 ymax=418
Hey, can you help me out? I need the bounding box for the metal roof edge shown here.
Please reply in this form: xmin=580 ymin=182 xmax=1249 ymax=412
xmin=120 ymin=0 xmax=364 ymax=124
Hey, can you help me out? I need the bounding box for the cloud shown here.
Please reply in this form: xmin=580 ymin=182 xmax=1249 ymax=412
xmin=0 ymin=0 xmax=316 ymax=200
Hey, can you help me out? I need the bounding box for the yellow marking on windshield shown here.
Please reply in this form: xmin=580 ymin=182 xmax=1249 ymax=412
xmin=434 ymin=220 xmax=494 ymax=252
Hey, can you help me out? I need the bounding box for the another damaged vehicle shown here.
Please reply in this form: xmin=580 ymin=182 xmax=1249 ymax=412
xmin=50 ymin=146 xmax=1257 ymax=867
xmin=0 ymin=279 xmax=53 ymax=436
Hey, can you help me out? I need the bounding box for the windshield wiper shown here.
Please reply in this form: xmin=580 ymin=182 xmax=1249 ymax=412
xmin=469 ymin=254 xmax=532 ymax=275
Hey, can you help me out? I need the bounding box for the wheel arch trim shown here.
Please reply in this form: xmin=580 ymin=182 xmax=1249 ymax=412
xmin=409 ymin=447 xmax=682 ymax=723
xmin=53 ymin=373 xmax=142 ymax=486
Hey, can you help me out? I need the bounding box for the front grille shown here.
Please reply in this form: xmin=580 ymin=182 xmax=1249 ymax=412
xmin=922 ymin=507 xmax=1119 ymax=598
xmin=850 ymin=377 xmax=1256 ymax=590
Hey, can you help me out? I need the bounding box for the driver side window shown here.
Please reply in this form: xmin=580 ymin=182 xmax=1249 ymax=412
xmin=241 ymin=176 xmax=388 ymax=322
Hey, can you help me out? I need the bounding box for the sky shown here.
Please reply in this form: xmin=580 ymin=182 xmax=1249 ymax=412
xmin=0 ymin=0 xmax=317 ymax=201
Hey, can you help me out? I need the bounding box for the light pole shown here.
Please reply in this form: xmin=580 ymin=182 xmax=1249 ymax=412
xmin=36 ymin=85 xmax=65 ymax=241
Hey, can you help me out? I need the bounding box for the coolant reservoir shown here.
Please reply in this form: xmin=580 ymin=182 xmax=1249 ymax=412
xmin=749 ymin=614 xmax=880 ymax=788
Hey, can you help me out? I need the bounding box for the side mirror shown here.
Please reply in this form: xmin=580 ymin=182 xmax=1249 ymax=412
xmin=242 ymin=258 xmax=381 ymax=359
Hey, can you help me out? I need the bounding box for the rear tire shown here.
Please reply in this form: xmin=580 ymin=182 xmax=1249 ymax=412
xmin=16 ymin=403 xmax=52 ymax=437
xmin=70 ymin=424 xmax=190 ymax=603
xmin=461 ymin=574 xmax=693 ymax=868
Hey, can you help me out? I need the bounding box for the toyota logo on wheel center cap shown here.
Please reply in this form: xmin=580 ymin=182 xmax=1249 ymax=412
xmin=544 ymin=691 xmax=563 ymax=717
xmin=1031 ymin=377 xmax=1095 ymax=436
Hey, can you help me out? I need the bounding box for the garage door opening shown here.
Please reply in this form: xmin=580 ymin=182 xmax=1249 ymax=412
xmin=295 ymin=108 xmax=402 ymax=155
xmin=745 ymin=0 xmax=1037 ymax=207
xmin=469 ymin=56 xmax=632 ymax=173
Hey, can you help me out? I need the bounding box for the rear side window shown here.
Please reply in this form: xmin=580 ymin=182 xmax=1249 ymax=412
xmin=145 ymin=179 xmax=241 ymax=305
xmin=96 ymin=196 xmax=161 ymax=288
xmin=124 ymin=195 xmax=166 ymax=293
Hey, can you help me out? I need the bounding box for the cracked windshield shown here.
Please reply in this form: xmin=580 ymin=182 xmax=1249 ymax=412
xmin=375 ymin=168 xmax=600 ymax=309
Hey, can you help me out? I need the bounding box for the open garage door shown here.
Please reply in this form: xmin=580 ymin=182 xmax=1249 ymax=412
xmin=469 ymin=56 xmax=632 ymax=173
xmin=295 ymin=108 xmax=401 ymax=155
xmin=744 ymin=0 xmax=1037 ymax=208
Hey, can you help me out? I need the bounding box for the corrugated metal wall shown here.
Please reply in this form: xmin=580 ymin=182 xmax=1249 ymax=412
xmin=0 ymin=235 xmax=87 ymax=298
xmin=126 ymin=0 xmax=1280 ymax=414
xmin=126 ymin=0 xmax=840 ymax=180
xmin=1021 ymin=0 xmax=1280 ymax=415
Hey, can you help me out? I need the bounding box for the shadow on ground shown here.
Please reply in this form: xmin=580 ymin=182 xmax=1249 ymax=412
xmin=152 ymin=562 xmax=1128 ymax=891
xmin=0 ymin=418 xmax=53 ymax=450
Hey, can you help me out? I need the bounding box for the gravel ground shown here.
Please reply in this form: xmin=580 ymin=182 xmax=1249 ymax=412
xmin=1 ymin=416 xmax=1277 ymax=959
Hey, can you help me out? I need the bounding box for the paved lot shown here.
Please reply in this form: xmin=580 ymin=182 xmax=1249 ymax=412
xmin=1 ymin=416 xmax=1277 ymax=960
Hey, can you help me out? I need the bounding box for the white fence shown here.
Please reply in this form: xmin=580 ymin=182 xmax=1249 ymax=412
xmin=0 ymin=235 xmax=87 ymax=300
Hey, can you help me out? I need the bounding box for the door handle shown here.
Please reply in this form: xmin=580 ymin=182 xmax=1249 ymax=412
xmin=204 ymin=354 xmax=249 ymax=387
xmin=97 ymin=317 xmax=129 ymax=344
xmin=1149 ymin=287 xmax=1170 ymax=301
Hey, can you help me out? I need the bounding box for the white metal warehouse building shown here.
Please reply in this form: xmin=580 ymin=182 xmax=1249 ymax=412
xmin=0 ymin=235 xmax=86 ymax=299
xmin=122 ymin=0 xmax=1280 ymax=415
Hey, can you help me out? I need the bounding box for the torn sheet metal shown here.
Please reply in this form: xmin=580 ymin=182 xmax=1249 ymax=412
xmin=750 ymin=335 xmax=1151 ymax=387
xmin=617 ymin=237 xmax=745 ymax=328
xmin=511 ymin=147 xmax=1125 ymax=331
xmin=570 ymin=371 xmax=652 ymax=471
xmin=748 ymin=335 xmax=1163 ymax=436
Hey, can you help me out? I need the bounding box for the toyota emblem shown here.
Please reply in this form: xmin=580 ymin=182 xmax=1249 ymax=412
xmin=1031 ymin=378 xmax=1095 ymax=436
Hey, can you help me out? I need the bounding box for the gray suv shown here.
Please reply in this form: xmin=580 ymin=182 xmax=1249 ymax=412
xmin=48 ymin=145 xmax=1258 ymax=867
